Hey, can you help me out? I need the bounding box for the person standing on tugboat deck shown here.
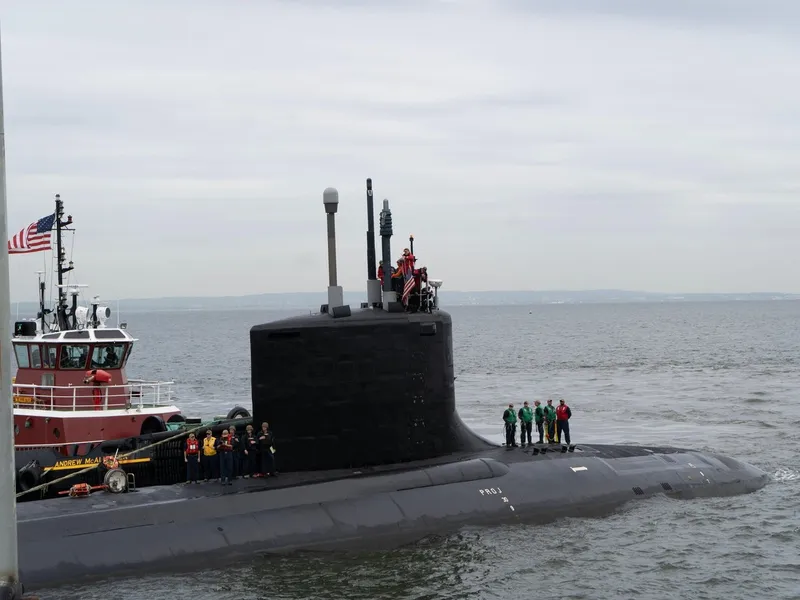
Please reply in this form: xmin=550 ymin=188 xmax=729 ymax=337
xmin=257 ymin=421 xmax=276 ymax=477
xmin=215 ymin=429 xmax=234 ymax=486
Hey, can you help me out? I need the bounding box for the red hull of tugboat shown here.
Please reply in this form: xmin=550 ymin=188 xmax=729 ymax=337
xmin=13 ymin=407 xmax=182 ymax=450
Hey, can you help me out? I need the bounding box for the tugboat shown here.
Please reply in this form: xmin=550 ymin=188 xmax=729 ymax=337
xmin=10 ymin=195 xmax=251 ymax=497
xmin=11 ymin=195 xmax=184 ymax=452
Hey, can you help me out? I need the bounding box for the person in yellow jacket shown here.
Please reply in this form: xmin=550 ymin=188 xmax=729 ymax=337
xmin=201 ymin=429 xmax=219 ymax=481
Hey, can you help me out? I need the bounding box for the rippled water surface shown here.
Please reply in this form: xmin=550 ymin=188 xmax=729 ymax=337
xmin=34 ymin=302 xmax=800 ymax=600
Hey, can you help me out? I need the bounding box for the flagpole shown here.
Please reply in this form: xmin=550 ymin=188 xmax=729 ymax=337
xmin=0 ymin=24 xmax=24 ymax=600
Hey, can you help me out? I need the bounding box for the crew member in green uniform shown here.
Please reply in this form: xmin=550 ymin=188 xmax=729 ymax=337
xmin=545 ymin=399 xmax=557 ymax=443
xmin=533 ymin=400 xmax=545 ymax=444
xmin=518 ymin=401 xmax=534 ymax=446
xmin=502 ymin=403 xmax=518 ymax=447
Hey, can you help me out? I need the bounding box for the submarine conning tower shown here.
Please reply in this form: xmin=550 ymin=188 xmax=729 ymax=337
xmin=250 ymin=179 xmax=493 ymax=472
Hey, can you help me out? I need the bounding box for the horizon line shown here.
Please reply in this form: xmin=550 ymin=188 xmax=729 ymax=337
xmin=9 ymin=288 xmax=800 ymax=305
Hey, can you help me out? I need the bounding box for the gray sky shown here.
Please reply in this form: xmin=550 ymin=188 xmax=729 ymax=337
xmin=3 ymin=0 xmax=800 ymax=302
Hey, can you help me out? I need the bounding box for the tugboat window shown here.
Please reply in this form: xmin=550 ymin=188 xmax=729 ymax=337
xmin=60 ymin=345 xmax=90 ymax=369
xmin=14 ymin=345 xmax=30 ymax=368
xmin=30 ymin=345 xmax=42 ymax=369
xmin=43 ymin=345 xmax=58 ymax=369
xmin=91 ymin=343 xmax=126 ymax=369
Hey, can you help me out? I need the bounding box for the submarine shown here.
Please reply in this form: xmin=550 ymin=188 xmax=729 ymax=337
xmin=12 ymin=179 xmax=770 ymax=593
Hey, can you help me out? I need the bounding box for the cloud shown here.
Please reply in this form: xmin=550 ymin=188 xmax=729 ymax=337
xmin=2 ymin=0 xmax=799 ymax=302
xmin=503 ymin=0 xmax=800 ymax=35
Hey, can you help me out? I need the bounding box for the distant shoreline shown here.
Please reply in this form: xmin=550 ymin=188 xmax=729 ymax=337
xmin=10 ymin=290 xmax=799 ymax=315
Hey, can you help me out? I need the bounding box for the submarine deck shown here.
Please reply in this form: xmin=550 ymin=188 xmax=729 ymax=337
xmin=16 ymin=440 xmax=770 ymax=591
xmin=17 ymin=442 xmax=692 ymax=522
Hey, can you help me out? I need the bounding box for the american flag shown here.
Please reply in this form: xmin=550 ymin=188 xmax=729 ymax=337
xmin=8 ymin=213 xmax=56 ymax=254
xmin=402 ymin=273 xmax=416 ymax=304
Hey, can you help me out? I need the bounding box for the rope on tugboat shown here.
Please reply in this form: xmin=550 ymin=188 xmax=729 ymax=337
xmin=16 ymin=420 xmax=219 ymax=500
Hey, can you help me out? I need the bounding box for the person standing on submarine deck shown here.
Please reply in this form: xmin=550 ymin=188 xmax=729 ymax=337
xmin=545 ymin=399 xmax=558 ymax=443
xmin=184 ymin=432 xmax=200 ymax=484
xmin=257 ymin=421 xmax=277 ymax=477
xmin=556 ymin=398 xmax=572 ymax=445
xmin=228 ymin=425 xmax=241 ymax=479
xmin=215 ymin=429 xmax=235 ymax=486
xmin=242 ymin=423 xmax=258 ymax=477
xmin=201 ymin=429 xmax=219 ymax=482
xmin=391 ymin=258 xmax=404 ymax=294
xmin=503 ymin=404 xmax=518 ymax=447
xmin=533 ymin=400 xmax=545 ymax=444
xmin=518 ymin=401 xmax=534 ymax=447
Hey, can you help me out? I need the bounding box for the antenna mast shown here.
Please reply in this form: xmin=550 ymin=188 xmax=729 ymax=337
xmin=323 ymin=187 xmax=344 ymax=309
xmin=54 ymin=194 xmax=73 ymax=330
xmin=379 ymin=199 xmax=396 ymax=308
xmin=36 ymin=270 xmax=48 ymax=332
xmin=365 ymin=178 xmax=381 ymax=307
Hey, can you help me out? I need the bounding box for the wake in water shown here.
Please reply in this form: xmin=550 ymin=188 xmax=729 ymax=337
xmin=772 ymin=467 xmax=800 ymax=483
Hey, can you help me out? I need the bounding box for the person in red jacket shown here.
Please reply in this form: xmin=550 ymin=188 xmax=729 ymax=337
xmin=184 ymin=432 xmax=201 ymax=484
xmin=556 ymin=399 xmax=572 ymax=445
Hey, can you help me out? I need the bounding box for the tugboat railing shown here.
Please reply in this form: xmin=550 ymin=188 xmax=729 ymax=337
xmin=11 ymin=380 xmax=176 ymax=411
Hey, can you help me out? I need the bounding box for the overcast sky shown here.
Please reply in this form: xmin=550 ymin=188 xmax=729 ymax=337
xmin=2 ymin=0 xmax=799 ymax=302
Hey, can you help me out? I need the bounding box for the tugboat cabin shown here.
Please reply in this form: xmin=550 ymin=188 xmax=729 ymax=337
xmin=12 ymin=320 xmax=137 ymax=409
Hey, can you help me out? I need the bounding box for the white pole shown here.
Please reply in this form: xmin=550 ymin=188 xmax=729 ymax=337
xmin=0 ymin=25 xmax=23 ymax=600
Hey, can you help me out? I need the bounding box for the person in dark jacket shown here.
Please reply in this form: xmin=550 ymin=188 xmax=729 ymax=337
xmin=556 ymin=398 xmax=572 ymax=445
xmin=215 ymin=429 xmax=235 ymax=486
xmin=227 ymin=425 xmax=241 ymax=479
xmin=242 ymin=424 xmax=258 ymax=478
xmin=257 ymin=421 xmax=277 ymax=477
xmin=502 ymin=404 xmax=517 ymax=447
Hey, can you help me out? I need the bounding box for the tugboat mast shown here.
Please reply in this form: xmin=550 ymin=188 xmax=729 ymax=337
xmin=54 ymin=194 xmax=73 ymax=331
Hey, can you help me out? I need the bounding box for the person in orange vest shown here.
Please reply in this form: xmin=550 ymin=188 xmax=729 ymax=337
xmin=184 ymin=432 xmax=200 ymax=484
xmin=84 ymin=369 xmax=111 ymax=410
xmin=556 ymin=399 xmax=572 ymax=445
xmin=402 ymin=247 xmax=416 ymax=272
xmin=201 ymin=429 xmax=218 ymax=482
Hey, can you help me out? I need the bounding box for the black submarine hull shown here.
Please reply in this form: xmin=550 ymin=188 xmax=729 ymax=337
xmin=17 ymin=442 xmax=769 ymax=590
